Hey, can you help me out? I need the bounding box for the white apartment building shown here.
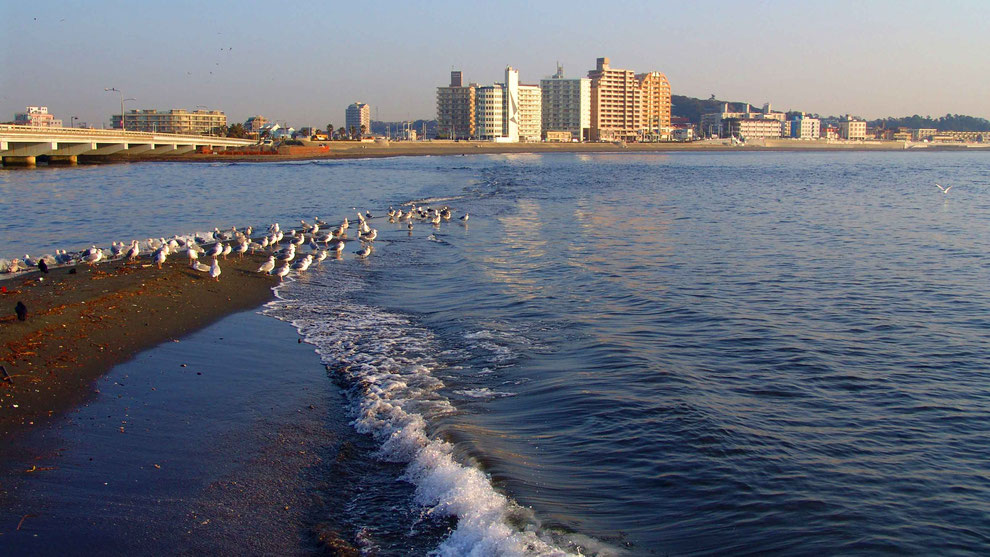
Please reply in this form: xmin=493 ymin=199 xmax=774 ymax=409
xmin=346 ymin=102 xmax=371 ymax=136
xmin=475 ymin=85 xmax=505 ymax=140
xmin=540 ymin=65 xmax=591 ymax=141
xmin=839 ymin=116 xmax=867 ymax=140
xmin=791 ymin=115 xmax=821 ymax=139
xmin=517 ymin=84 xmax=542 ymax=142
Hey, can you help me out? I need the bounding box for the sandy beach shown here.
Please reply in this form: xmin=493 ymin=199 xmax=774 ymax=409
xmin=102 ymin=137 xmax=989 ymax=165
xmin=0 ymin=253 xmax=277 ymax=443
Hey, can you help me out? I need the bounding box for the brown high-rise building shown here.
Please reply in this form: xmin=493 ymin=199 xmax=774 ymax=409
xmin=436 ymin=70 xmax=476 ymax=139
xmin=637 ymin=71 xmax=672 ymax=141
xmin=588 ymin=57 xmax=641 ymax=142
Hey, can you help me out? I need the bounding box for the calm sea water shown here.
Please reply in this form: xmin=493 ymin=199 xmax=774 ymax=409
xmin=3 ymin=152 xmax=989 ymax=555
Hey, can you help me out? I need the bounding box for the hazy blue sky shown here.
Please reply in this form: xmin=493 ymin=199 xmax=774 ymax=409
xmin=3 ymin=0 xmax=988 ymax=128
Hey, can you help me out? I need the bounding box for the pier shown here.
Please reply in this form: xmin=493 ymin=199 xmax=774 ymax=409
xmin=0 ymin=125 xmax=256 ymax=166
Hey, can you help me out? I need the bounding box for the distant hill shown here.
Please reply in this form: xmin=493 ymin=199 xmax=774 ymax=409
xmin=672 ymin=95 xmax=753 ymax=124
xmin=869 ymin=114 xmax=990 ymax=132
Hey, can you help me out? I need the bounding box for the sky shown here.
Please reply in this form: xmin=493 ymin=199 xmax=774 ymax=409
xmin=3 ymin=0 xmax=989 ymax=128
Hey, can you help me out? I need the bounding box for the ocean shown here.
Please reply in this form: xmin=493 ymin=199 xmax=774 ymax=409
xmin=2 ymin=151 xmax=989 ymax=555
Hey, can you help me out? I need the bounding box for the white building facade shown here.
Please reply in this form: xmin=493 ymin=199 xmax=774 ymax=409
xmin=475 ymin=86 xmax=505 ymax=140
xmin=791 ymin=115 xmax=821 ymax=139
xmin=517 ymin=84 xmax=542 ymax=142
xmin=346 ymin=102 xmax=371 ymax=136
xmin=540 ymin=65 xmax=591 ymax=141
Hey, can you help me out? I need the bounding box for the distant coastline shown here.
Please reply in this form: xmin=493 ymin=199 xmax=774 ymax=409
xmin=81 ymin=138 xmax=990 ymax=165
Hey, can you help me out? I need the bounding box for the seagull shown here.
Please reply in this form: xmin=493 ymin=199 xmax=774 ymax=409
xmin=209 ymin=258 xmax=221 ymax=281
xmin=38 ymin=259 xmax=49 ymax=274
xmin=83 ymin=249 xmax=103 ymax=266
xmin=935 ymin=183 xmax=952 ymax=194
xmin=221 ymin=243 xmax=233 ymax=259
xmin=257 ymin=255 xmax=276 ymax=274
xmin=125 ymin=241 xmax=140 ymax=262
xmin=459 ymin=213 xmax=469 ymax=222
xmin=291 ymin=254 xmax=313 ymax=272
xmin=355 ymin=245 xmax=372 ymax=258
xmin=274 ymin=263 xmax=291 ymax=280
xmin=191 ymin=261 xmax=211 ymax=272
xmin=155 ymin=247 xmax=167 ymax=269
xmin=360 ymin=228 xmax=377 ymax=242
xmin=315 ymin=250 xmax=328 ymax=264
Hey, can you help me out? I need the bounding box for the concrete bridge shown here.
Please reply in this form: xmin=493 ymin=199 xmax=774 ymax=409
xmin=0 ymin=125 xmax=257 ymax=166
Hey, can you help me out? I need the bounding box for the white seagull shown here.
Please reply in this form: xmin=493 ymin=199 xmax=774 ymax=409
xmin=257 ymin=255 xmax=276 ymax=274
xmin=935 ymin=183 xmax=952 ymax=194
xmin=209 ymin=258 xmax=221 ymax=281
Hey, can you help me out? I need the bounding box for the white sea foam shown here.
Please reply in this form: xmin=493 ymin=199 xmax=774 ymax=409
xmin=265 ymin=274 xmax=577 ymax=556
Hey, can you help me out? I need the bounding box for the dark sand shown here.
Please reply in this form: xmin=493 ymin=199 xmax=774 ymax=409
xmin=0 ymin=252 xmax=277 ymax=442
xmin=0 ymin=308 xmax=357 ymax=554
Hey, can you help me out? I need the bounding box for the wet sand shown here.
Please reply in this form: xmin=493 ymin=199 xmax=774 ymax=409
xmin=0 ymin=308 xmax=357 ymax=554
xmin=0 ymin=253 xmax=277 ymax=443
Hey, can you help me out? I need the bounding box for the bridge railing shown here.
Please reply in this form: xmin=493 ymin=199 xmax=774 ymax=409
xmin=0 ymin=124 xmax=256 ymax=144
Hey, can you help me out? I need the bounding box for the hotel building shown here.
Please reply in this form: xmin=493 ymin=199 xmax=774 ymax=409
xmin=540 ymin=65 xmax=591 ymax=141
xmin=112 ymin=109 xmax=226 ymax=134
xmin=637 ymin=71 xmax=672 ymax=141
xmin=346 ymin=102 xmax=371 ymax=136
xmin=588 ymin=57 xmax=641 ymax=141
xmin=437 ymin=71 xmax=476 ymax=140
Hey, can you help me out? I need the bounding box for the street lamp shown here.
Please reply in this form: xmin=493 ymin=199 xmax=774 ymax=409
xmin=105 ymin=88 xmax=135 ymax=130
xmin=70 ymin=116 xmax=78 ymax=128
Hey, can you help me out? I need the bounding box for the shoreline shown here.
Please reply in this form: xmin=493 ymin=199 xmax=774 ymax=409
xmin=0 ymin=253 xmax=277 ymax=445
xmin=5 ymin=138 xmax=987 ymax=168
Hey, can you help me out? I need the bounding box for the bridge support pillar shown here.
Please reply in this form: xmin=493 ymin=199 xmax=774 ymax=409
xmin=48 ymin=155 xmax=78 ymax=165
xmin=2 ymin=156 xmax=37 ymax=166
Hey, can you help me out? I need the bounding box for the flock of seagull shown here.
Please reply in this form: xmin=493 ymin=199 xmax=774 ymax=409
xmin=2 ymin=204 xmax=469 ymax=280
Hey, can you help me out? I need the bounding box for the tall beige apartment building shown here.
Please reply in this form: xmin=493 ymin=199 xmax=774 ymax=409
xmin=437 ymin=71 xmax=476 ymax=139
xmin=637 ymin=71 xmax=672 ymax=141
xmin=588 ymin=57 xmax=642 ymax=142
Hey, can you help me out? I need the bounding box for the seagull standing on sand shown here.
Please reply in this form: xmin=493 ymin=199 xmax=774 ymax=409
xmin=274 ymin=263 xmax=291 ymax=280
xmin=209 ymin=258 xmax=221 ymax=281
xmin=155 ymin=247 xmax=168 ymax=269
xmin=257 ymin=255 xmax=276 ymax=274
xmin=935 ymin=183 xmax=952 ymax=194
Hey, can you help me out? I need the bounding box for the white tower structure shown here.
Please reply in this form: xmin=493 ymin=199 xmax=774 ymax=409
xmin=501 ymin=66 xmax=520 ymax=143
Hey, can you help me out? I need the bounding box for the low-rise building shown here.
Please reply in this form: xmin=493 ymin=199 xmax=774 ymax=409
xmin=839 ymin=116 xmax=867 ymax=140
xmin=245 ymin=115 xmax=269 ymax=133
xmin=113 ymin=109 xmax=225 ymax=134
xmin=724 ymin=117 xmax=783 ymax=140
xmin=701 ymin=103 xmax=785 ymax=139
xmin=913 ymin=128 xmax=938 ymax=141
xmin=14 ymin=106 xmax=62 ymax=127
xmin=790 ymin=114 xmax=821 ymax=139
